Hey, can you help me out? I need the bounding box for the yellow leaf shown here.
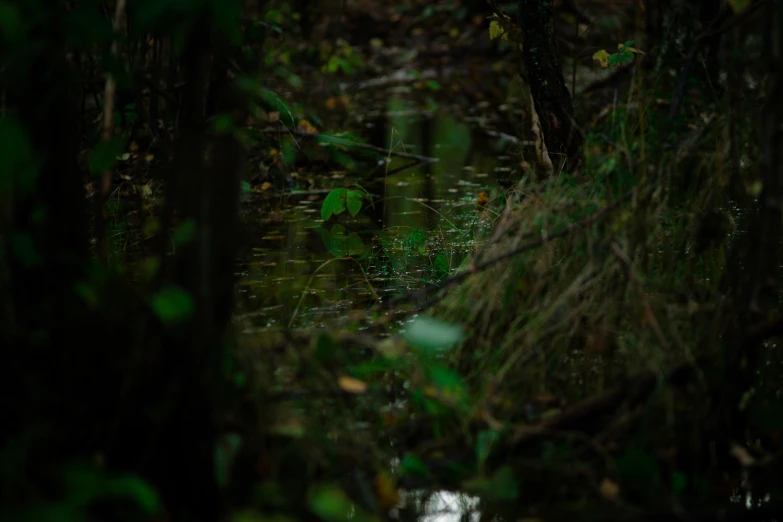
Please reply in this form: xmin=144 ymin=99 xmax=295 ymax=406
xmin=325 ymin=97 xmax=338 ymax=110
xmin=489 ymin=20 xmax=505 ymax=41
xmin=449 ymin=27 xmax=459 ymax=39
xmin=145 ymin=153 xmax=154 ymax=163
xmin=129 ymin=141 xmax=139 ymax=152
xmin=592 ymin=50 xmax=611 ymax=68
xmin=296 ymin=119 xmax=318 ymax=134
xmin=599 ymin=478 xmax=620 ymax=500
xmin=338 ymin=376 xmax=368 ymax=394
xmin=375 ymin=472 xmax=401 ymax=510
xmin=260 ymin=182 xmax=272 ymax=191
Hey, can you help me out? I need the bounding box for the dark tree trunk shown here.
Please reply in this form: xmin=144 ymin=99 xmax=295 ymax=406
xmin=712 ymin=0 xmax=783 ymax=467
xmin=518 ymin=0 xmax=583 ymax=172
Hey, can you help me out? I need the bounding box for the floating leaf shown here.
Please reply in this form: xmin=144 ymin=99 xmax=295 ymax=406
xmin=402 ymin=316 xmax=464 ymax=352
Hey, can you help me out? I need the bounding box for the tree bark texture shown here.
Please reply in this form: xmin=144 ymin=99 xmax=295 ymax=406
xmin=518 ymin=0 xmax=583 ymax=172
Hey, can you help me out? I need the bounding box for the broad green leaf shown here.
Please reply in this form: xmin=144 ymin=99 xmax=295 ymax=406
xmin=399 ymin=453 xmax=430 ymax=477
xmin=172 ymin=219 xmax=197 ymax=245
xmin=670 ymin=471 xmax=687 ymax=497
xmin=321 ymin=189 xmax=348 ymax=221
xmin=319 ymin=225 xmax=367 ymax=258
xmin=402 ymin=316 xmax=464 ymax=352
xmin=150 ymin=285 xmax=194 ymax=324
xmin=463 ymin=465 xmax=518 ymax=501
xmin=428 ymin=364 xmax=464 ymax=393
xmin=104 ymin=475 xmax=160 ymax=514
xmin=0 ymin=118 xmax=38 ymax=196
xmin=432 ymin=253 xmax=449 ymax=279
xmin=308 ymin=486 xmax=353 ymax=522
xmin=214 ymin=433 xmax=243 ymax=490
xmin=9 ymin=233 xmax=42 ymax=268
xmin=89 ymin=137 xmax=127 ymax=174
xmin=476 ymin=429 xmax=501 ymax=468
xmin=0 ymin=2 xmax=21 ymax=45
xmin=616 ymin=448 xmax=660 ymax=488
xmin=212 ymin=113 xmax=235 ymax=135
xmin=346 ymin=189 xmax=364 ymax=217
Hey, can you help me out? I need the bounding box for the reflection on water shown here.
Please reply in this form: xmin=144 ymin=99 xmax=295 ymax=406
xmin=399 ymin=490 xmax=480 ymax=522
xmin=235 ymin=99 xmax=516 ymax=329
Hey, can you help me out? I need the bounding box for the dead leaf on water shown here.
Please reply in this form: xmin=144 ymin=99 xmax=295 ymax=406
xmin=338 ymin=376 xmax=368 ymax=394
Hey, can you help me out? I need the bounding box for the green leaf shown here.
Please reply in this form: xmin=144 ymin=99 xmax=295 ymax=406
xmin=399 ymin=453 xmax=430 ymax=477
xmin=463 ymin=466 xmax=518 ymax=501
xmin=0 ymin=2 xmax=22 ymax=45
xmin=172 ymin=219 xmax=197 ymax=246
xmin=428 ymin=364 xmax=464 ymax=393
xmin=214 ymin=433 xmax=243 ymax=491
xmin=670 ymin=471 xmax=687 ymax=497
xmin=150 ymin=285 xmax=194 ymax=324
xmin=212 ymin=113 xmax=235 ymax=135
xmin=432 ymin=253 xmax=449 ymax=279
xmin=476 ymin=429 xmax=501 ymax=468
xmin=346 ymin=190 xmax=363 ymax=217
xmin=0 ymin=118 xmax=38 ymax=196
xmin=89 ymin=137 xmax=127 ymax=174
xmin=616 ymin=448 xmax=660 ymax=489
xmin=9 ymin=233 xmax=42 ymax=268
xmin=318 ymin=225 xmax=367 ymax=258
xmin=104 ymin=475 xmax=160 ymax=514
xmin=308 ymin=486 xmax=355 ymax=522
xmin=321 ymin=189 xmax=348 ymax=221
xmin=402 ymin=316 xmax=464 ymax=352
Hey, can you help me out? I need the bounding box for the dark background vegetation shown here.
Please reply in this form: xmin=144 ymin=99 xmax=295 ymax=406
xmin=2 ymin=0 xmax=783 ymax=521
